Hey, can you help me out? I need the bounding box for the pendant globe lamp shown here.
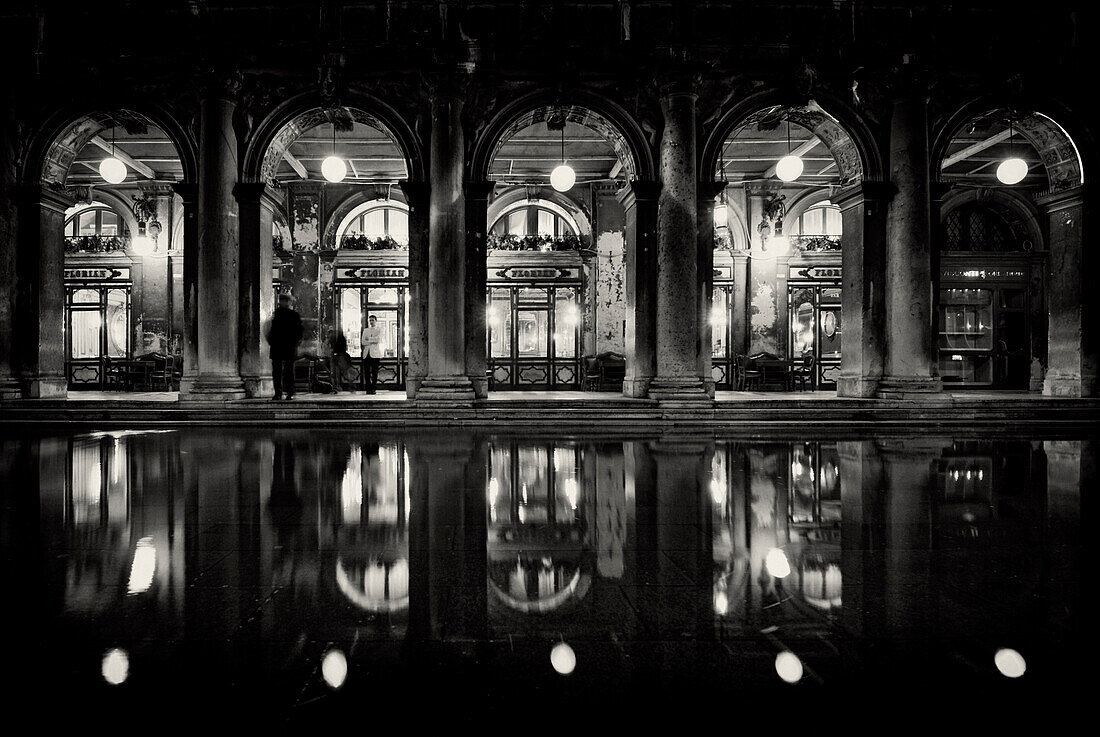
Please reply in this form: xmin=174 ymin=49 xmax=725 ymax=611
xmin=322 ymin=121 xmax=347 ymax=183
xmin=775 ymin=117 xmax=803 ymax=183
xmin=996 ymin=119 xmax=1028 ymax=186
xmin=99 ymin=125 xmax=127 ymax=184
xmin=550 ymin=116 xmax=575 ymax=193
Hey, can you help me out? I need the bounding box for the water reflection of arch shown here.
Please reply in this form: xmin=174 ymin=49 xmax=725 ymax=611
xmin=486 ymin=441 xmax=593 ymax=614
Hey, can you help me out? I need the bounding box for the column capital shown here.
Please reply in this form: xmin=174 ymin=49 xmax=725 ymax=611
xmin=697 ymin=180 xmax=726 ymax=202
xmin=1036 ymin=184 xmax=1085 ymax=213
xmin=398 ymin=180 xmax=431 ymax=207
xmin=199 ymin=67 xmax=244 ymax=103
xmin=464 ymin=180 xmax=495 ymax=202
xmin=593 ymin=181 xmax=625 ymax=198
xmin=425 ymin=71 xmax=470 ymax=104
xmin=833 ymin=179 xmax=895 ymax=212
xmin=16 ymin=184 xmax=75 ymax=214
xmin=656 ymin=71 xmax=700 ymax=99
xmin=616 ymin=179 xmax=661 ymax=210
xmin=232 ymin=181 xmax=271 ymax=206
xmin=172 ymin=182 xmax=198 ymax=205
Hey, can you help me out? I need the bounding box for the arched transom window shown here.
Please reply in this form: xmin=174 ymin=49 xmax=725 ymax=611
xmin=65 ymin=203 xmax=121 ymax=237
xmin=337 ymin=201 xmax=410 ymax=246
xmin=790 ymin=201 xmax=842 ymax=237
xmin=490 ymin=200 xmax=579 ymax=238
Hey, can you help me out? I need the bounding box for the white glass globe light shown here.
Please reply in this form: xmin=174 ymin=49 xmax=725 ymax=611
xmin=550 ymin=164 xmax=576 ymax=192
xmin=994 ymin=648 xmax=1026 ymax=678
xmin=321 ymin=648 xmax=348 ymax=688
xmin=765 ymin=547 xmax=792 ymax=579
xmin=775 ymin=651 xmax=804 ymax=684
xmin=996 ymin=158 xmax=1028 ymax=185
xmin=322 ymin=155 xmax=347 ymax=183
xmin=775 ymin=155 xmax=804 ymax=182
xmin=101 ymin=648 xmax=129 ymax=685
xmin=550 ymin=642 xmax=576 ymax=675
xmin=99 ymin=157 xmax=127 ymax=184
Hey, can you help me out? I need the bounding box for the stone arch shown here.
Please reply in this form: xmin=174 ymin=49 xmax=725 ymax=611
xmin=939 ymin=187 xmax=1044 ymax=252
xmin=25 ymin=105 xmax=197 ymax=186
xmin=932 ymin=99 xmax=1086 ymax=191
xmin=485 ymin=186 xmax=592 ymax=237
xmin=783 ymin=187 xmax=839 ymax=228
xmin=700 ymin=89 xmax=881 ymax=187
xmin=469 ymin=89 xmax=656 ymax=183
xmin=242 ymin=91 xmax=425 ymax=185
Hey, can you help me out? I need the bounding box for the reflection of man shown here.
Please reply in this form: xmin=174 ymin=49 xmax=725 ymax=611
xmin=360 ymin=314 xmax=382 ymax=394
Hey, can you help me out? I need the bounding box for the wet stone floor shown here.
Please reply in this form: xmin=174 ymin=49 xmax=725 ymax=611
xmin=0 ymin=427 xmax=1090 ymax=728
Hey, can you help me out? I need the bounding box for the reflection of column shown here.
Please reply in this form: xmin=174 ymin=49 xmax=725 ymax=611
xmin=617 ymin=181 xmax=660 ymax=397
xmin=834 ymin=182 xmax=889 ymax=397
xmin=1043 ymin=440 xmax=1088 ymax=642
xmin=186 ymin=75 xmax=247 ymax=399
xmin=400 ymin=181 xmax=430 ymax=398
xmin=172 ymin=183 xmax=199 ymax=393
xmin=594 ymin=443 xmax=627 ymax=579
xmin=697 ymin=182 xmax=725 ymax=397
xmin=235 ymin=183 xmax=280 ymax=397
xmin=879 ymin=89 xmax=941 ymax=397
xmin=1040 ymin=187 xmax=1095 ymax=396
xmin=837 ymin=440 xmax=884 ymax=637
xmin=12 ymin=186 xmax=71 ymax=397
xmin=650 ymin=79 xmax=708 ymax=400
xmin=465 ymin=182 xmax=493 ymax=398
xmin=419 ymin=77 xmax=475 ymax=402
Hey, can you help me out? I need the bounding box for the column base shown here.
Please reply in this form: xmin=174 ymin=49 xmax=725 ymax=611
xmin=647 ymin=376 xmax=711 ymax=401
xmin=242 ymin=375 xmax=275 ymax=398
xmin=406 ymin=377 xmax=423 ymax=399
xmin=0 ymin=376 xmax=23 ymax=400
xmin=876 ymin=375 xmax=943 ymax=399
xmin=1043 ymin=372 xmax=1098 ymax=397
xmin=622 ymin=377 xmax=652 ymax=398
xmin=415 ymin=375 xmax=476 ymax=405
xmin=837 ymin=374 xmax=880 ymax=398
xmin=17 ymin=374 xmax=67 ymax=399
xmin=469 ymin=374 xmax=489 ymax=400
xmin=179 ymin=372 xmax=247 ymax=401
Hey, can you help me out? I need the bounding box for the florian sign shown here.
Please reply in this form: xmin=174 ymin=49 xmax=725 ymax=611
xmin=64 ymin=267 xmax=130 ymax=281
xmin=342 ymin=267 xmax=408 ymax=280
xmin=789 ymin=265 xmax=842 ymax=281
xmin=493 ymin=266 xmax=573 ymax=281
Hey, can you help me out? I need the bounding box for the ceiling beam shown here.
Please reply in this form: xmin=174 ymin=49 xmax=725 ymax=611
xmin=764 ymin=139 xmax=820 ymax=178
xmin=940 ymin=129 xmax=1012 ymax=169
xmin=90 ymin=136 xmax=156 ymax=178
xmin=608 ymin=159 xmax=623 ymax=179
xmin=282 ymin=151 xmax=309 ymax=179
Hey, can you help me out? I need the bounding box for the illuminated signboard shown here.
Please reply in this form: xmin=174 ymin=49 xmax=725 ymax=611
xmin=64 ymin=267 xmax=130 ymax=281
xmin=941 ymin=268 xmax=1026 ymax=280
xmin=343 ymin=267 xmax=408 ymax=280
xmin=789 ymin=265 xmax=842 ymax=281
xmin=493 ymin=267 xmax=573 ymax=281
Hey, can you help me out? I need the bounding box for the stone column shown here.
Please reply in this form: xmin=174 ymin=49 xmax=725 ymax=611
xmin=730 ymin=250 xmax=749 ymax=359
xmin=13 ymin=185 xmax=71 ymax=397
xmin=878 ymin=90 xmax=941 ymax=398
xmin=172 ymin=183 xmax=199 ymax=393
xmin=649 ymin=79 xmax=708 ymax=400
xmin=418 ymin=76 xmax=475 ymax=403
xmin=1040 ymin=187 xmax=1095 ymax=396
xmin=183 ymin=75 xmax=246 ymax=400
xmin=617 ymin=181 xmax=660 ymax=397
xmin=235 ymin=182 xmax=279 ymax=398
xmin=697 ymin=182 xmax=725 ymax=397
xmin=835 ymin=181 xmax=889 ymax=397
xmin=400 ymin=181 xmax=430 ymax=398
xmin=465 ymin=181 xmax=493 ymax=398
xmin=0 ymin=105 xmax=20 ymax=399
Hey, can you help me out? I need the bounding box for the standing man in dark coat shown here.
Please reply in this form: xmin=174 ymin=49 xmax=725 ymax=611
xmin=267 ymin=293 xmax=303 ymax=400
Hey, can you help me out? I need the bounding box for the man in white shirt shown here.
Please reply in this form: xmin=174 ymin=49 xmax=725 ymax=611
xmin=360 ymin=314 xmax=383 ymax=394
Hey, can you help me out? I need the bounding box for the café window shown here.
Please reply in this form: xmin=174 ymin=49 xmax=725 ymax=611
xmin=943 ymin=203 xmax=1019 ymax=252
xmin=337 ymin=202 xmax=409 ymax=246
xmin=789 ymin=201 xmax=841 ymax=237
xmin=490 ymin=200 xmax=579 ymax=238
xmin=65 ymin=204 xmax=121 ymax=238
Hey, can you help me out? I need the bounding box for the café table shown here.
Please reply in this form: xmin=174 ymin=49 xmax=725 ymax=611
xmin=749 ymin=357 xmax=792 ymax=391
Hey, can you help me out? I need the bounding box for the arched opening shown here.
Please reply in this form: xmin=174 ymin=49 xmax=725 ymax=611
xmin=38 ymin=111 xmax=190 ymax=393
xmin=709 ymin=103 xmax=862 ymax=392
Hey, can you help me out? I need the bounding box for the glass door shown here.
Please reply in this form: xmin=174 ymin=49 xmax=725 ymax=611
xmin=487 ymin=284 xmax=580 ymax=390
xmin=711 ymin=285 xmax=733 ymax=389
xmin=787 ymin=284 xmax=842 ymax=389
xmin=938 ymin=288 xmax=994 ymax=386
xmin=66 ymin=284 xmax=131 ymax=390
xmin=336 ymin=284 xmax=407 ymax=389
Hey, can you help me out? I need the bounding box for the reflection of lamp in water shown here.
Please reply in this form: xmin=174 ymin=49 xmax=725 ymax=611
xmin=994 ymin=648 xmax=1026 ymax=678
xmin=714 ymin=588 xmax=729 ymax=615
xmin=126 ymin=536 xmax=156 ymax=595
xmin=102 ymin=648 xmax=129 ymax=685
xmin=322 ymin=649 xmax=348 ymax=688
xmin=551 ymin=642 xmax=576 ymax=675
xmin=765 ymin=547 xmax=792 ymax=578
xmin=775 ymin=651 xmax=804 ymax=683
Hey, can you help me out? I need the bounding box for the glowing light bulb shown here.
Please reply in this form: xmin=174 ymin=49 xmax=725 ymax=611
xmin=994 ymin=648 xmax=1026 ymax=678
xmin=775 ymin=155 xmax=804 ymax=182
xmin=550 ymin=164 xmax=575 ymax=192
xmin=551 ymin=642 xmax=576 ymax=675
xmin=996 ymin=158 xmax=1028 ymax=185
xmin=765 ymin=547 xmax=791 ymax=579
xmin=321 ymin=649 xmax=348 ymax=688
xmin=775 ymin=651 xmax=803 ymax=683
xmin=102 ymin=648 xmax=129 ymax=685
xmin=99 ymin=157 xmax=127 ymax=184
xmin=322 ymin=155 xmax=347 ymax=183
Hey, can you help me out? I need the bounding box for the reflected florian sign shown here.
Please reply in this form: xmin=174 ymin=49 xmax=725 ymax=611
xmin=494 ymin=266 xmax=572 ymax=281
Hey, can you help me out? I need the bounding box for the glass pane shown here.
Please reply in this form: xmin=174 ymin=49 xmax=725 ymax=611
xmin=804 ymin=208 xmax=822 ymax=235
xmin=711 ymin=287 xmax=728 ymax=358
xmin=368 ymin=287 xmax=399 ymax=305
xmin=790 ymin=290 xmax=815 ymax=357
xmin=368 ymin=310 xmax=400 ymax=358
xmin=488 ymin=445 xmax=513 ymax=525
xmin=389 ymin=209 xmax=409 ymax=245
xmin=100 ymin=211 xmax=119 ymax=236
xmin=65 ymin=219 xmax=76 ymax=236
xmin=106 ymin=289 xmax=128 ymax=357
xmin=537 ymin=209 xmax=554 ymax=236
xmin=516 ymin=310 xmax=548 ymax=357
xmin=819 ymin=308 xmax=841 ymax=358
xmin=403 ymin=290 xmax=410 ymax=356
xmin=1001 ymin=288 xmax=1026 ymax=310
xmin=938 ymin=289 xmax=992 ymax=350
xmin=78 ymin=211 xmax=97 ymax=235
xmin=516 ymin=446 xmax=549 ymax=524
xmin=517 ymin=287 xmax=548 ymax=303
xmin=553 ymin=447 xmax=579 ymax=521
xmin=506 ymin=210 xmax=526 ymax=236
xmin=554 ymin=289 xmax=578 ymax=358
xmin=364 ymin=209 xmax=386 ymax=239
xmin=489 ymin=290 xmax=511 ymax=358
xmin=70 ymin=310 xmax=101 ymax=358
xmin=341 ymin=289 xmax=362 ymax=357
xmin=825 ymin=206 xmax=842 ymax=236
xmin=939 ymin=354 xmax=993 ymax=384
xmin=72 ymin=288 xmax=100 ymax=304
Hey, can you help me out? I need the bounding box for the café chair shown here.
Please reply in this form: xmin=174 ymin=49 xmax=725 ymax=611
xmin=790 ymin=353 xmax=817 ymax=391
xmin=735 ymin=354 xmax=761 ymax=391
